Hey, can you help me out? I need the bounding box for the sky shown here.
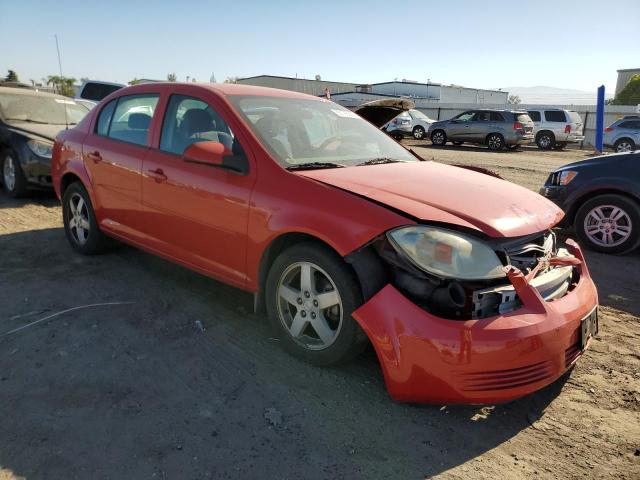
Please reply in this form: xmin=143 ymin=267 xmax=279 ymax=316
xmin=1 ymin=0 xmax=639 ymax=95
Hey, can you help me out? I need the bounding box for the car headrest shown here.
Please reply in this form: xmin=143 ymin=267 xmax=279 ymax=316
xmin=128 ymin=113 xmax=152 ymax=130
xmin=182 ymin=109 xmax=214 ymax=135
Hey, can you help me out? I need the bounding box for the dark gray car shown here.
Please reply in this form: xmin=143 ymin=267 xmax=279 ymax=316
xmin=428 ymin=109 xmax=534 ymax=150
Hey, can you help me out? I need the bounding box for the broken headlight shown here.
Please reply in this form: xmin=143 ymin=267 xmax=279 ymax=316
xmin=387 ymin=226 xmax=506 ymax=281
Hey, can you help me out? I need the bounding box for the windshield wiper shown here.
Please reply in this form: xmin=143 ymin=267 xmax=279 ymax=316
xmin=286 ymin=162 xmax=345 ymax=171
xmin=356 ymin=157 xmax=403 ymax=166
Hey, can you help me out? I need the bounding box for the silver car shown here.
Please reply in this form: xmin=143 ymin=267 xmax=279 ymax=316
xmin=526 ymin=108 xmax=585 ymax=150
xmin=427 ymin=109 xmax=534 ymax=150
xmin=385 ymin=109 xmax=435 ymax=140
xmin=604 ymin=116 xmax=640 ymax=152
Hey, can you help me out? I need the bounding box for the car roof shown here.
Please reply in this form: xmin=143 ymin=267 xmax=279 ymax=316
xmin=110 ymin=82 xmax=323 ymax=101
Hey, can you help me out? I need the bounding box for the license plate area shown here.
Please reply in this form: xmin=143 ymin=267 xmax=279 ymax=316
xmin=580 ymin=307 xmax=599 ymax=350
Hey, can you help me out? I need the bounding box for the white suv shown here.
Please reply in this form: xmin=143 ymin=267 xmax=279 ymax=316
xmin=526 ymin=109 xmax=584 ymax=150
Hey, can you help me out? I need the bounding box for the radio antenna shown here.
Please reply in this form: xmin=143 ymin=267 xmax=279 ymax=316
xmin=54 ymin=34 xmax=69 ymax=129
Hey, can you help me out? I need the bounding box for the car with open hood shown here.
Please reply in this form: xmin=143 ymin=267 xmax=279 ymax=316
xmin=52 ymin=83 xmax=598 ymax=404
xmin=0 ymin=86 xmax=90 ymax=196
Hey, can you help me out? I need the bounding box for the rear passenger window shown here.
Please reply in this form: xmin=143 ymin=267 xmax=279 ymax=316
xmin=527 ymin=111 xmax=541 ymax=122
xmin=619 ymin=121 xmax=640 ymax=129
xmin=489 ymin=112 xmax=504 ymax=122
xmin=107 ymin=94 xmax=159 ymax=146
xmin=96 ymin=100 xmax=116 ymax=136
xmin=160 ymin=95 xmax=239 ymax=156
xmin=544 ymin=111 xmax=566 ymax=122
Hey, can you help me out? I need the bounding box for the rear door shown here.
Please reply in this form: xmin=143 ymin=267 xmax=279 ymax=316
xmin=82 ymin=93 xmax=159 ymax=241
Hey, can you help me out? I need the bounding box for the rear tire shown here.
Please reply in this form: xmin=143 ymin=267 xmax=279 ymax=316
xmin=431 ymin=130 xmax=447 ymax=146
xmin=486 ymin=133 xmax=504 ymax=151
xmin=536 ymin=131 xmax=555 ymax=150
xmin=265 ymin=242 xmax=367 ymax=366
xmin=574 ymin=194 xmax=640 ymax=254
xmin=62 ymin=182 xmax=114 ymax=255
xmin=1 ymin=149 xmax=27 ymax=198
xmin=412 ymin=125 xmax=426 ymax=140
xmin=614 ymin=138 xmax=636 ymax=153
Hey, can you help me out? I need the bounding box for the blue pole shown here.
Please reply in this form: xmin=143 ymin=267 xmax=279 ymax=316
xmin=595 ymin=85 xmax=605 ymax=153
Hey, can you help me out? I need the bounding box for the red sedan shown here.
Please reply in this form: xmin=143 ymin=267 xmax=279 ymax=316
xmin=52 ymin=83 xmax=599 ymax=404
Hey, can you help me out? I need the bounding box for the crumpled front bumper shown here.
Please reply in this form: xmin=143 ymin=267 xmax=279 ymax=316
xmin=352 ymin=239 xmax=598 ymax=404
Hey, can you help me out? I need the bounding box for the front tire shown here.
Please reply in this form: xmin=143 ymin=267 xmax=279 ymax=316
xmin=62 ymin=182 xmax=113 ymax=255
xmin=1 ymin=149 xmax=27 ymax=198
xmin=431 ymin=130 xmax=447 ymax=146
xmin=574 ymin=194 xmax=640 ymax=254
xmin=614 ymin=138 xmax=636 ymax=153
xmin=265 ymin=242 xmax=366 ymax=366
xmin=536 ymin=131 xmax=555 ymax=150
xmin=412 ymin=125 xmax=426 ymax=140
xmin=486 ymin=133 xmax=505 ymax=151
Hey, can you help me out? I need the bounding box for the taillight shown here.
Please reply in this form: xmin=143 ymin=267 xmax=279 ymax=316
xmin=605 ymin=127 xmax=614 ymax=132
xmin=564 ymin=125 xmax=571 ymax=133
xmin=513 ymin=122 xmax=523 ymax=130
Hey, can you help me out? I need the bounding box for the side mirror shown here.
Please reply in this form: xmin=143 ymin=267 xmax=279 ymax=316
xmin=183 ymin=141 xmax=230 ymax=167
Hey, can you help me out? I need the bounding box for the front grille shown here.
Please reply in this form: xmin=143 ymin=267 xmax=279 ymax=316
xmin=459 ymin=361 xmax=553 ymax=392
xmin=501 ymin=231 xmax=555 ymax=273
xmin=565 ymin=342 xmax=581 ymax=367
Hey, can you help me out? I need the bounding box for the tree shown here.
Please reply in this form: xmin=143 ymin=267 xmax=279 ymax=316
xmin=47 ymin=75 xmax=76 ymax=97
xmin=507 ymin=94 xmax=521 ymax=105
xmin=5 ymin=70 xmax=19 ymax=82
xmin=224 ymin=76 xmax=239 ymax=84
xmin=128 ymin=78 xmax=142 ymax=85
xmin=167 ymin=72 xmax=177 ymax=82
xmin=612 ymin=74 xmax=640 ymax=106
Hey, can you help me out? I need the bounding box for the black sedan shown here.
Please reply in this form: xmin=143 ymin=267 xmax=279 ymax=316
xmin=0 ymin=86 xmax=90 ymax=197
xmin=541 ymin=152 xmax=640 ymax=254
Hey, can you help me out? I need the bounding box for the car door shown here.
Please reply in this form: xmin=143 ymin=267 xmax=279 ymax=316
xmin=447 ymin=111 xmax=475 ymax=140
xmin=82 ymin=93 xmax=159 ymax=241
xmin=467 ymin=111 xmax=491 ymax=142
xmin=141 ymin=92 xmax=254 ymax=288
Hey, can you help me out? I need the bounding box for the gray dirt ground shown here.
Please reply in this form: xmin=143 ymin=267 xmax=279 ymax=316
xmin=0 ymin=145 xmax=639 ymax=480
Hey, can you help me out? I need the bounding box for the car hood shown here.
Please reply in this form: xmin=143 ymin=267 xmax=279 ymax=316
xmin=297 ymin=161 xmax=564 ymax=238
xmin=6 ymin=122 xmax=66 ymax=142
xmin=555 ymin=152 xmax=638 ymax=171
xmin=353 ymin=98 xmax=415 ymax=128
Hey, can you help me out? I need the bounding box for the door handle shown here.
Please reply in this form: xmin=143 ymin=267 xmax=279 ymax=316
xmin=87 ymin=151 xmax=102 ymax=163
xmin=147 ymin=168 xmax=167 ymax=183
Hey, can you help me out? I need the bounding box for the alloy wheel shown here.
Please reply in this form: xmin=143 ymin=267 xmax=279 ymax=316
xmin=583 ymin=204 xmax=632 ymax=248
xmin=68 ymin=193 xmax=91 ymax=245
xmin=413 ymin=126 xmax=425 ymax=139
xmin=276 ymin=261 xmax=343 ymax=351
xmin=616 ymin=141 xmax=633 ymax=153
xmin=432 ymin=131 xmax=445 ymax=145
xmin=3 ymin=155 xmax=16 ymax=191
xmin=487 ymin=135 xmax=503 ymax=150
xmin=538 ymin=135 xmax=552 ymax=149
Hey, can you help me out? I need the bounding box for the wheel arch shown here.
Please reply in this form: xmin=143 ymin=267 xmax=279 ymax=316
xmin=253 ymin=231 xmax=387 ymax=314
xmin=536 ymin=129 xmax=555 ymax=140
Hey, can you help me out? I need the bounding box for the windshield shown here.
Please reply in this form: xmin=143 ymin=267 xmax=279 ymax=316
xmin=410 ymin=109 xmax=431 ymax=121
xmin=0 ymin=92 xmax=89 ymax=125
xmin=229 ymin=96 xmax=416 ymax=168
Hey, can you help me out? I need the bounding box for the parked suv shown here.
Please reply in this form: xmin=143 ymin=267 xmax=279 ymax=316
xmin=428 ymin=109 xmax=534 ymax=150
xmin=385 ymin=109 xmax=435 ymax=140
xmin=526 ymin=109 xmax=584 ymax=150
xmin=604 ymin=117 xmax=640 ymax=152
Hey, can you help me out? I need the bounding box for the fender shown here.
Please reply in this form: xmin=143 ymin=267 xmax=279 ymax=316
xmin=564 ymin=176 xmax=640 ymax=220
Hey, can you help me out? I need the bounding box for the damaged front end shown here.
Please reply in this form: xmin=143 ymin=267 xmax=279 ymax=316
xmin=349 ymin=226 xmax=582 ymax=321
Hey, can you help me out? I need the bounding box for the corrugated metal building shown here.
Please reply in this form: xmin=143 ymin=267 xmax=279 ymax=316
xmin=236 ymin=75 xmax=357 ymax=96
xmin=236 ymin=75 xmax=509 ymax=104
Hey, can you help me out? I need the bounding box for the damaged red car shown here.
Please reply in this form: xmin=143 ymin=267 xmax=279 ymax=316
xmin=52 ymin=83 xmax=599 ymax=404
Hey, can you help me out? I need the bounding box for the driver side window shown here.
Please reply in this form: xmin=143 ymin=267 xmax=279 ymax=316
xmin=455 ymin=112 xmax=475 ymax=122
xmin=160 ymin=95 xmax=239 ymax=156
